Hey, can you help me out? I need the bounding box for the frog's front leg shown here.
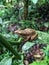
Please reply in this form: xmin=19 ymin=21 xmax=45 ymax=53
xmin=31 ymin=33 xmax=38 ymax=41
xmin=19 ymin=36 xmax=30 ymax=51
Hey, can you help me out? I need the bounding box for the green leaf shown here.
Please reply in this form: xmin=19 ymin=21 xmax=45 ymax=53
xmin=44 ymin=22 xmax=49 ymax=28
xmin=37 ymin=31 xmax=49 ymax=44
xmin=22 ymin=42 xmax=35 ymax=51
xmin=0 ymin=34 xmax=20 ymax=59
xmin=29 ymin=56 xmax=49 ymax=65
xmin=29 ymin=60 xmax=47 ymax=65
xmin=0 ymin=17 xmax=2 ymax=25
xmin=0 ymin=57 xmax=12 ymax=65
xmin=31 ymin=0 xmax=38 ymax=4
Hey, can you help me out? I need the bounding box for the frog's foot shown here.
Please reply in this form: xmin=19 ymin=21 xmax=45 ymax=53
xmin=31 ymin=33 xmax=38 ymax=41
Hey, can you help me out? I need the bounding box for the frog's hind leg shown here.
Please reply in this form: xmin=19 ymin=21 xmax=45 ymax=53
xmin=31 ymin=34 xmax=38 ymax=41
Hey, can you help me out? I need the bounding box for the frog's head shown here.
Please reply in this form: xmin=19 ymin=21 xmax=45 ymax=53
xmin=15 ymin=30 xmax=23 ymax=35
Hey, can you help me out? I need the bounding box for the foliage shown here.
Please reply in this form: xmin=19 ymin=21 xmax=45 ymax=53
xmin=37 ymin=31 xmax=49 ymax=44
xmin=22 ymin=42 xmax=35 ymax=51
xmin=22 ymin=31 xmax=49 ymax=51
xmin=29 ymin=56 xmax=49 ymax=65
xmin=0 ymin=34 xmax=20 ymax=59
xmin=0 ymin=57 xmax=12 ymax=65
xmin=0 ymin=0 xmax=49 ymax=65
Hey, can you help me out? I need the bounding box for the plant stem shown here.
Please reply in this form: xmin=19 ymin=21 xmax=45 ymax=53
xmin=24 ymin=0 xmax=29 ymax=20
xmin=0 ymin=34 xmax=21 ymax=59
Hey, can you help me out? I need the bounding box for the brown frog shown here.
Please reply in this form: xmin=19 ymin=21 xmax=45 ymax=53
xmin=15 ymin=28 xmax=38 ymax=41
xmin=15 ymin=28 xmax=38 ymax=50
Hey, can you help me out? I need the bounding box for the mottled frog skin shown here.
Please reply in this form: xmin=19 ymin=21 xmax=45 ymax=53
xmin=15 ymin=28 xmax=38 ymax=41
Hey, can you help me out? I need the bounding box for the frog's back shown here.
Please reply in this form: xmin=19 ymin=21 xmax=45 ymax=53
xmin=15 ymin=28 xmax=36 ymax=35
xmin=24 ymin=28 xmax=36 ymax=34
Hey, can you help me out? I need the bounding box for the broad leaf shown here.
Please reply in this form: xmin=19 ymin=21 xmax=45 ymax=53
xmin=44 ymin=22 xmax=49 ymax=28
xmin=37 ymin=31 xmax=49 ymax=44
xmin=22 ymin=42 xmax=35 ymax=51
xmin=0 ymin=57 xmax=12 ymax=65
xmin=31 ymin=0 xmax=38 ymax=4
